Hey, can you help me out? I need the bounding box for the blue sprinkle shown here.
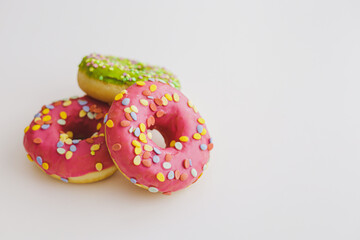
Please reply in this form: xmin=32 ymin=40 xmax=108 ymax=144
xmin=200 ymin=144 xmax=207 ymax=151
xmin=41 ymin=124 xmax=50 ymax=130
xmin=130 ymin=112 xmax=137 ymax=121
xmin=134 ymin=128 xmax=140 ymax=137
xmin=130 ymin=178 xmax=137 ymax=184
xmin=60 ymin=178 xmax=69 ymax=183
xmin=189 ymin=159 xmax=193 ymax=167
xmin=34 ymin=113 xmax=41 ymax=118
xmin=46 ymin=104 xmax=54 ymax=109
xmin=72 ymin=139 xmax=80 ymax=144
xmin=78 ymin=100 xmax=88 ymax=106
xmin=167 ymin=171 xmax=175 ymax=180
xmin=70 ymin=145 xmax=77 ymax=152
xmin=122 ymin=98 xmax=130 ymax=106
xmin=153 ymin=147 xmax=161 ymax=155
xmin=152 ymin=155 xmax=160 ymax=163
xmin=103 ymin=114 xmax=108 ymax=123
xmin=57 ymin=141 xmax=64 ymax=148
xmin=197 ymin=125 xmax=203 ymax=134
xmin=147 ymin=96 xmax=154 ymax=99
xmin=36 ymin=156 xmax=43 ymax=165
xmin=209 ymin=138 xmax=213 ymax=144
xmin=148 ymin=78 xmax=155 ymax=82
xmin=82 ymin=106 xmax=90 ymax=112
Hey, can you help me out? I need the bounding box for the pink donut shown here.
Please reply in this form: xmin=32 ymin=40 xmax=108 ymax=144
xmin=105 ymin=81 xmax=213 ymax=194
xmin=23 ymin=96 xmax=117 ymax=183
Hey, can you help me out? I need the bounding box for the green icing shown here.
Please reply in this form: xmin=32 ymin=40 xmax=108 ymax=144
xmin=78 ymin=53 xmax=181 ymax=89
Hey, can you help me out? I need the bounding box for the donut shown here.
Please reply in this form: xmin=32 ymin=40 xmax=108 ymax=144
xmin=78 ymin=53 xmax=181 ymax=103
xmin=23 ymin=96 xmax=117 ymax=183
xmin=105 ymin=81 xmax=213 ymax=194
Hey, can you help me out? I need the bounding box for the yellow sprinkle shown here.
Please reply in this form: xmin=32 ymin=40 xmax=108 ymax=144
xmin=133 ymin=156 xmax=141 ymax=166
xmin=65 ymin=138 xmax=72 ymax=145
xmin=201 ymin=128 xmax=207 ymax=136
xmin=170 ymin=140 xmax=176 ymax=147
xmin=42 ymin=115 xmax=51 ymax=122
xmin=42 ymin=162 xmax=49 ymax=170
xmin=106 ymin=120 xmax=114 ymax=128
xmin=91 ymin=144 xmax=100 ymax=151
xmin=42 ymin=108 xmax=49 ymax=114
xmin=24 ymin=126 xmax=30 ymax=133
xmin=139 ymin=133 xmax=147 ymax=143
xmin=140 ymin=99 xmax=148 ymax=106
xmin=124 ymin=107 xmax=131 ymax=113
xmin=198 ymin=118 xmax=205 ymax=124
xmin=144 ymin=144 xmax=153 ymax=152
xmin=134 ymin=147 xmax=142 ymax=155
xmin=193 ymin=133 xmax=201 ymax=140
xmin=132 ymin=140 xmax=141 ymax=147
xmin=90 ymin=151 xmax=95 ymax=156
xmin=193 ymin=105 xmax=198 ymax=113
xmin=79 ymin=109 xmax=86 ymax=117
xmin=114 ymin=93 xmax=124 ymax=101
xmin=65 ymin=151 xmax=73 ymax=160
xmin=150 ymin=84 xmax=157 ymax=92
xmin=147 ymin=132 xmax=152 ymax=139
xmin=66 ymin=131 xmax=73 ymax=138
xmin=34 ymin=117 xmax=41 ymax=123
xmin=187 ymin=100 xmax=193 ymax=108
xmin=179 ymin=136 xmax=189 ymax=142
xmin=99 ymin=133 xmax=104 ymax=137
xmin=165 ymin=93 xmax=173 ymax=101
xmin=32 ymin=125 xmax=41 ymax=131
xmin=63 ymin=100 xmax=72 ymax=107
xmin=27 ymin=154 xmax=33 ymax=161
xmin=136 ymin=81 xmax=145 ymax=86
xmin=96 ymin=123 xmax=102 ymax=130
xmin=161 ymin=96 xmax=168 ymax=106
xmin=59 ymin=111 xmax=67 ymax=120
xmin=173 ymin=93 xmax=180 ymax=102
xmin=95 ymin=163 xmax=103 ymax=171
xmin=139 ymin=123 xmax=146 ymax=132
xmin=156 ymin=172 xmax=165 ymax=182
xmin=121 ymin=89 xmax=128 ymax=95
xmin=130 ymin=105 xmax=139 ymax=113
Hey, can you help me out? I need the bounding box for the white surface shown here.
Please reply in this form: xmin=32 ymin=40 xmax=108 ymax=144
xmin=1 ymin=0 xmax=360 ymax=239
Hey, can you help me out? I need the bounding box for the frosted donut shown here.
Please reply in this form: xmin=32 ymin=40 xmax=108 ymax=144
xmin=23 ymin=96 xmax=117 ymax=183
xmin=78 ymin=53 xmax=181 ymax=103
xmin=105 ymin=81 xmax=213 ymax=194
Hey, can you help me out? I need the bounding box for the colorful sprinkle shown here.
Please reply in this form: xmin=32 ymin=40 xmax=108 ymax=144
xmin=156 ymin=110 xmax=165 ymax=118
xmin=82 ymin=106 xmax=90 ymax=112
xmin=32 ymin=125 xmax=41 ymax=131
xmin=95 ymin=163 xmax=103 ymax=171
xmin=26 ymin=154 xmax=33 ymax=161
xmin=122 ymin=98 xmax=130 ymax=106
xmin=198 ymin=118 xmax=205 ymax=124
xmin=174 ymin=142 xmax=183 ymax=150
xmin=170 ymin=140 xmax=176 ymax=147
xmin=130 ymin=178 xmax=137 ymax=184
xmin=156 ymin=172 xmax=165 ymax=182
xmin=42 ymin=115 xmax=51 ymax=122
xmin=143 ymin=151 xmax=151 ymax=159
xmin=134 ymin=147 xmax=142 ymax=155
xmin=149 ymin=103 xmax=157 ymax=112
xmin=200 ymin=144 xmax=207 ymax=151
xmin=162 ymin=162 xmax=171 ymax=169
xmin=165 ymin=154 xmax=172 ymax=162
xmin=180 ymin=173 xmax=188 ymax=181
xmin=144 ymin=144 xmax=153 ymax=151
xmin=148 ymin=187 xmax=159 ymax=193
xmin=24 ymin=126 xmax=29 ymax=133
xmin=63 ymin=100 xmax=72 ymax=107
xmin=167 ymin=171 xmax=175 ymax=180
xmin=78 ymin=100 xmax=88 ymax=105
xmin=120 ymin=120 xmax=130 ymax=127
xmin=208 ymin=143 xmax=214 ymax=151
xmin=139 ymin=123 xmax=146 ymax=132
xmin=60 ymin=178 xmax=69 ymax=183
xmin=36 ymin=156 xmax=43 ymax=165
xmin=191 ymin=168 xmax=198 ymax=177
xmin=197 ymin=125 xmax=204 ymax=133
xmin=65 ymin=151 xmax=73 ymax=159
xmin=106 ymin=119 xmax=114 ymax=128
xmin=140 ymin=99 xmax=149 ymax=106
xmin=200 ymin=128 xmax=207 ymax=136
xmin=165 ymin=93 xmax=173 ymax=101
xmin=41 ymin=124 xmax=50 ymax=130
xmin=91 ymin=144 xmax=100 ymax=151
xmin=183 ymin=159 xmax=190 ymax=169
xmin=33 ymin=138 xmax=42 ymax=144
xmin=142 ymin=159 xmax=152 ymax=167
xmin=175 ymin=170 xmax=181 ymax=180
xmin=150 ymin=84 xmax=157 ymax=92
xmin=154 ymin=98 xmax=163 ymax=106
xmin=130 ymin=105 xmax=139 ymax=113
xmin=70 ymin=145 xmax=77 ymax=152
xmin=57 ymin=148 xmax=66 ymax=154
xmin=132 ymin=140 xmax=141 ymax=147
xmin=153 ymin=147 xmax=161 ymax=155
xmin=42 ymin=108 xmax=50 ymax=114
xmin=187 ymin=100 xmax=193 ymax=108
xmin=59 ymin=111 xmax=67 ymax=119
xmin=57 ymin=119 xmax=66 ymax=125
xmin=173 ymin=93 xmax=180 ymax=102
xmin=124 ymin=107 xmax=131 ymax=113
xmin=114 ymin=93 xmax=124 ymax=101
xmin=161 ymin=96 xmax=168 ymax=106
xmin=193 ymin=133 xmax=201 ymax=140
xmin=179 ymin=136 xmax=189 ymax=142
xmin=42 ymin=162 xmax=49 ymax=170
xmin=79 ymin=110 xmax=87 ymax=117
xmin=130 ymin=112 xmax=137 ymax=121
xmin=133 ymin=156 xmax=141 ymax=165
xmin=152 ymin=155 xmax=160 ymax=163
xmin=136 ymin=81 xmax=145 ymax=86
xmin=134 ymin=127 xmax=141 ymax=137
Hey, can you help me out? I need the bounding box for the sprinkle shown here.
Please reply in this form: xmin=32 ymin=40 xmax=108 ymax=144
xmin=91 ymin=144 xmax=100 ymax=151
xmin=165 ymin=154 xmax=172 ymax=162
xmin=42 ymin=163 xmax=49 ymax=170
xmin=175 ymin=170 xmax=181 ymax=180
xmin=87 ymin=112 xmax=95 ymax=119
xmin=130 ymin=178 xmax=137 ymax=184
xmin=140 ymin=99 xmax=149 ymax=106
xmin=24 ymin=126 xmax=29 ymax=133
xmin=130 ymin=112 xmax=137 ymax=121
xmin=189 ymin=159 xmax=193 ymax=166
xmin=193 ymin=133 xmax=201 ymax=140
xmin=132 ymin=140 xmax=141 ymax=147
xmin=46 ymin=104 xmax=54 ymax=109
xmin=209 ymin=138 xmax=213 ymax=143
xmin=82 ymin=106 xmax=90 ymax=112
xmin=33 ymin=138 xmax=42 ymax=144
xmin=124 ymin=107 xmax=131 ymax=113
xmin=200 ymin=128 xmax=207 ymax=136
xmin=156 ymin=172 xmax=165 ymax=182
xmin=95 ymin=163 xmax=103 ymax=171
xmin=114 ymin=93 xmax=123 ymax=101
xmin=150 ymin=84 xmax=157 ymax=92
xmin=78 ymin=100 xmax=88 ymax=105
xmin=198 ymin=118 xmax=205 ymax=124
xmin=147 ymin=116 xmax=155 ymax=128
xmin=142 ymin=159 xmax=152 ymax=167
xmin=143 ymin=151 xmax=151 ymax=159
xmin=144 ymin=144 xmax=153 ymax=151
xmin=142 ymin=90 xmax=151 ymax=96
xmin=161 ymin=96 xmax=168 ymax=106
xmin=200 ymin=144 xmax=207 ymax=151
xmin=32 ymin=125 xmax=41 ymax=131
xmin=65 ymin=151 xmax=73 ymax=159
xmin=139 ymin=123 xmax=146 ymax=132
xmin=165 ymin=93 xmax=173 ymax=101
xmin=173 ymin=93 xmax=180 ymax=102
xmin=120 ymin=120 xmax=130 ymax=127
xmin=42 ymin=115 xmax=51 ymax=122
xmin=96 ymin=123 xmax=102 ymax=130
xmin=153 ymin=147 xmax=161 ymax=155
xmin=148 ymin=187 xmax=158 ymax=193
xmin=174 ymin=142 xmax=183 ymax=150
xmin=149 ymin=103 xmax=157 ymax=112
xmin=122 ymin=98 xmax=130 ymax=106
xmin=36 ymin=156 xmax=43 ymax=165
xmin=59 ymin=111 xmax=67 ymax=119
xmin=34 ymin=113 xmax=41 ymax=118
xmin=70 ymin=145 xmax=77 ymax=152
xmin=203 ymin=163 xmax=208 ymax=171
xmin=79 ymin=110 xmax=87 ymax=117
xmin=60 ymin=178 xmax=68 ymax=183
xmin=27 ymin=154 xmax=33 ymax=161
xmin=183 ymin=159 xmax=190 ymax=169
xmin=154 ymin=98 xmax=163 ymax=106
xmin=191 ymin=169 xmax=198 ymax=178
xmin=170 ymin=140 xmax=176 ymax=147
xmin=163 ymin=162 xmax=171 ymax=169
xmin=179 ymin=136 xmax=189 ymax=142
xmin=208 ymin=143 xmax=214 ymax=151
xmin=57 ymin=119 xmax=66 ymax=125
xmin=197 ymin=125 xmax=204 ymax=133
xmin=156 ymin=110 xmax=165 ymax=118
xmin=41 ymin=124 xmax=50 ymax=130
xmin=72 ymin=139 xmax=80 ymax=144
xmin=130 ymin=105 xmax=139 ymax=113
xmin=152 ymin=155 xmax=160 ymax=163
xmin=129 ymin=126 xmax=134 ymax=133
xmin=187 ymin=100 xmax=193 ymax=108
xmin=133 ymin=156 xmax=141 ymax=165
xmin=134 ymin=147 xmax=142 ymax=155
xmin=125 ymin=112 xmax=132 ymax=121
xmin=106 ymin=120 xmax=114 ymax=128
xmin=139 ymin=133 xmax=147 ymax=143
xmin=180 ymin=173 xmax=188 ymax=181
xmin=193 ymin=105 xmax=198 ymax=113
xmin=85 ymin=138 xmax=94 ymax=144
xmin=103 ymin=114 xmax=108 ymax=123
xmin=42 ymin=108 xmax=50 ymax=114
xmin=136 ymin=81 xmax=145 ymax=86
xmin=63 ymin=100 xmax=72 ymax=107
xmin=167 ymin=171 xmax=175 ymax=180
xmin=66 ymin=131 xmax=73 ymax=138
xmin=134 ymin=127 xmax=141 ymax=137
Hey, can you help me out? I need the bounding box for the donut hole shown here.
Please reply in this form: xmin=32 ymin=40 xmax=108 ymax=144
xmin=63 ymin=121 xmax=98 ymax=140
xmin=147 ymin=129 xmax=166 ymax=148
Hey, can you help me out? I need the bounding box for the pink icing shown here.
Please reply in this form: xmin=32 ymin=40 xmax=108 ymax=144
xmin=106 ymin=81 xmax=213 ymax=193
xmin=23 ymin=96 xmax=114 ymax=181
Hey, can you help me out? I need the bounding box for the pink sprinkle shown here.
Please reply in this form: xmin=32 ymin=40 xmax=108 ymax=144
xmin=93 ymin=64 xmax=98 ymax=68
xmin=86 ymin=62 xmax=91 ymax=66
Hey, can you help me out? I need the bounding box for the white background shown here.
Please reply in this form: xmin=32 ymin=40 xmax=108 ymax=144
xmin=1 ymin=0 xmax=360 ymax=239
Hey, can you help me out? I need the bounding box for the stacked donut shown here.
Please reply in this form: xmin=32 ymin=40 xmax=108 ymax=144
xmin=23 ymin=53 xmax=213 ymax=194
